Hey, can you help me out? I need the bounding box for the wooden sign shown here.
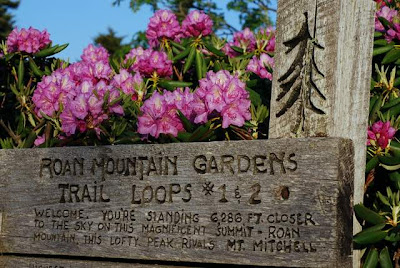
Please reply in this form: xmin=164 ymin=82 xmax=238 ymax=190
xmin=0 ymin=139 xmax=353 ymax=267
xmin=269 ymin=0 xmax=375 ymax=266
xmin=0 ymin=256 xmax=188 ymax=268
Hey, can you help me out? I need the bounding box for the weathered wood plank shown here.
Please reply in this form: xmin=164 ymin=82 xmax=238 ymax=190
xmin=0 ymin=139 xmax=353 ymax=267
xmin=0 ymin=255 xmax=192 ymax=268
xmin=269 ymin=1 xmax=375 ymax=266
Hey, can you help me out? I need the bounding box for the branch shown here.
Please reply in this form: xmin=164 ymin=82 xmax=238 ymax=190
xmin=0 ymin=119 xmax=21 ymax=145
xmin=254 ymin=0 xmax=277 ymax=12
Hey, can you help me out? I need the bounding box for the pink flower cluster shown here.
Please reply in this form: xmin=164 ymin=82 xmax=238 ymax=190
xmin=6 ymin=27 xmax=51 ymax=54
xmin=182 ymin=10 xmax=213 ymax=37
xmin=223 ymin=27 xmax=275 ymax=58
xmin=33 ymin=44 xmax=124 ymax=137
xmin=137 ymin=91 xmax=184 ymax=138
xmin=125 ymin=47 xmax=172 ymax=78
xmin=375 ymin=5 xmax=400 ymax=42
xmin=247 ymin=53 xmax=274 ymax=81
xmin=112 ymin=69 xmax=144 ymax=100
xmin=145 ymin=9 xmax=213 ymax=48
xmin=146 ymin=10 xmax=182 ymax=47
xmin=367 ymin=121 xmax=396 ymax=150
xmin=196 ymin=70 xmax=251 ymax=128
xmin=260 ymin=27 xmax=276 ymax=52
xmin=137 ymin=70 xmax=251 ymax=138
xmin=223 ymin=28 xmax=256 ymax=57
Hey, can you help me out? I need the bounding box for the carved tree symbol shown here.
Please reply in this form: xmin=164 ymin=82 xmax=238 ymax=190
xmin=276 ymin=10 xmax=326 ymax=134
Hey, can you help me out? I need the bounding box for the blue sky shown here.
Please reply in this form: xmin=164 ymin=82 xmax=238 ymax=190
xmin=10 ymin=1 xmax=277 ymax=62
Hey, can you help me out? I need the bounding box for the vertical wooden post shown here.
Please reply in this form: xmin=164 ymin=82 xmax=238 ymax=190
xmin=269 ymin=0 xmax=375 ymax=266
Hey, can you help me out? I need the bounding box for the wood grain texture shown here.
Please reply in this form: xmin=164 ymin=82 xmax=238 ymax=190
xmin=0 ymin=139 xmax=353 ymax=267
xmin=0 ymin=256 xmax=191 ymax=268
xmin=269 ymin=1 xmax=375 ymax=266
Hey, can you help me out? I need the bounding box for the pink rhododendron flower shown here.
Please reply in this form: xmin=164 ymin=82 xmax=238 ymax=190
xmin=34 ymin=135 xmax=45 ymax=147
xmin=367 ymin=121 xmax=396 ymax=150
xmin=81 ymin=44 xmax=109 ymax=64
xmin=182 ymin=10 xmax=213 ymax=37
xmin=33 ymin=69 xmax=75 ymax=117
xmin=259 ymin=27 xmax=276 ymax=52
xmin=385 ymin=23 xmax=400 ymax=42
xmin=6 ymin=27 xmax=51 ymax=54
xmin=112 ymin=69 xmax=143 ymax=99
xmin=137 ymin=91 xmax=184 ymax=138
xmin=221 ymin=99 xmax=251 ymax=128
xmin=196 ymin=70 xmax=251 ymax=128
xmin=247 ymin=53 xmax=274 ymax=80
xmin=164 ymin=87 xmax=206 ymax=123
xmin=375 ymin=6 xmax=398 ymax=32
xmin=33 ymin=44 xmax=123 ymax=137
xmin=223 ymin=28 xmax=256 ymax=57
xmin=125 ymin=47 xmax=172 ymax=77
xmin=146 ymin=10 xmax=182 ymax=47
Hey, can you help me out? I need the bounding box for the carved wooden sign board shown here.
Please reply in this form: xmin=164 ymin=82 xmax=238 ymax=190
xmin=0 ymin=139 xmax=353 ymax=267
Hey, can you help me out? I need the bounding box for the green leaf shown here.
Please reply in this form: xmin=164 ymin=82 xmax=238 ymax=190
xmin=189 ymin=121 xmax=212 ymax=142
xmin=382 ymin=48 xmax=400 ymax=64
xmin=360 ymin=223 xmax=387 ymax=234
xmin=231 ymin=45 xmax=243 ymax=54
xmin=354 ymin=230 xmax=387 ymax=245
xmin=379 ymin=247 xmax=393 ymax=268
xmin=380 ymin=163 xmax=400 ymax=171
xmin=377 ymin=191 xmax=391 ymax=206
xmin=109 ymin=57 xmax=120 ymax=73
xmin=28 ymin=57 xmax=43 ymax=77
xmin=373 ymin=44 xmax=394 ymax=56
xmin=382 ymin=97 xmax=400 ymax=109
xmin=364 ymin=248 xmax=379 ymax=268
xmin=5 ymin=53 xmax=15 ymax=61
xmin=213 ymin=60 xmax=223 ymax=72
xmin=369 ymin=95 xmax=378 ymax=113
xmin=374 ymin=39 xmax=390 ymax=46
xmin=235 ymin=51 xmax=255 ymax=60
xmin=109 ymin=95 xmax=123 ymax=107
xmin=366 ymin=156 xmax=379 ymax=174
xmin=246 ymin=80 xmax=258 ymax=87
xmin=204 ymin=41 xmax=225 ymax=57
xmin=195 ymin=49 xmax=204 ymax=80
xmin=53 ymin=43 xmax=69 ymax=54
xmin=387 ymin=102 xmax=400 ymax=117
xmin=389 ymin=171 xmax=400 ymax=190
xmin=177 ymin=110 xmax=193 ymax=132
xmin=375 ymin=32 xmax=383 ymax=38
xmin=246 ymin=87 xmax=261 ymax=106
xmin=173 ymin=46 xmax=191 ymax=62
xmin=369 ymin=95 xmax=383 ymax=122
xmin=183 ymin=46 xmax=196 ymax=73
xmin=354 ymin=204 xmax=386 ymax=224
xmin=385 ymin=229 xmax=400 ymax=242
xmin=378 ymin=154 xmax=400 ymax=166
xmin=379 ymin=17 xmax=392 ymax=29
xmin=17 ymin=57 xmax=24 ymax=91
xmin=170 ymin=41 xmax=185 ymax=51
xmin=23 ymin=131 xmax=37 ymax=148
xmin=33 ymin=45 xmax=60 ymax=58
xmin=158 ymin=80 xmax=193 ymax=89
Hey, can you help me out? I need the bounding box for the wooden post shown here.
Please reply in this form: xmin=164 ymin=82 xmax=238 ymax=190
xmin=269 ymin=0 xmax=375 ymax=267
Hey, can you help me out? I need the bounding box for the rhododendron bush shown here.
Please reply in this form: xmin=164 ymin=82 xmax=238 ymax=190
xmin=0 ymin=9 xmax=274 ymax=147
xmin=353 ymin=0 xmax=400 ymax=267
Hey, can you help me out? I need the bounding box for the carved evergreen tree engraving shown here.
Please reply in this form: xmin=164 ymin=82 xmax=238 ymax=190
xmin=276 ymin=9 xmax=326 ymax=134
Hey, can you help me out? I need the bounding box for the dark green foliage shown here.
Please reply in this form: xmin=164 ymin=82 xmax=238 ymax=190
xmin=0 ymin=0 xmax=19 ymax=41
